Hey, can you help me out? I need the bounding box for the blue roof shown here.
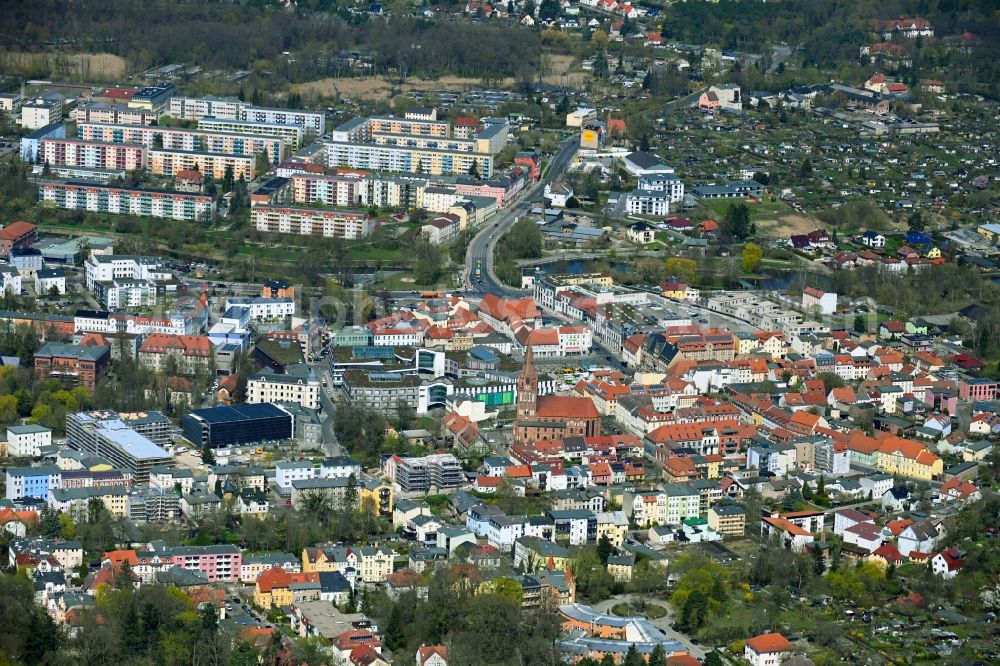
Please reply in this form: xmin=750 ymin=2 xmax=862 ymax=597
xmin=905 ymin=231 xmax=933 ymax=244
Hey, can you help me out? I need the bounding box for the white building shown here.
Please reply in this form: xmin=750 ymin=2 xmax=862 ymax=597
xmin=169 ymin=95 xmax=248 ymax=121
xmin=20 ymin=96 xmax=63 ymax=130
xmin=744 ymin=633 xmax=793 ymax=666
xmin=84 ymin=255 xmax=172 ymax=291
xmin=224 ymin=297 xmax=295 ymax=321
xmin=246 ymin=366 xmax=320 ymax=410
xmin=708 ymin=83 xmax=742 ymax=111
xmin=801 ymin=287 xmax=837 ymax=315
xmin=34 ymin=269 xmax=67 ymax=295
xmin=6 ymin=425 xmax=52 ymax=458
xmin=625 ymin=172 xmax=684 ymax=217
xmin=275 ymin=460 xmax=316 ymax=489
xmin=544 ymin=182 xmax=574 ymax=208
xmin=240 ymin=106 xmax=325 ymax=134
xmin=0 ymin=266 xmax=21 ymax=296
xmin=421 ymin=215 xmax=461 ymax=245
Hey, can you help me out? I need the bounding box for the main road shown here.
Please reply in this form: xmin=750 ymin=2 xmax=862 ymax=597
xmin=464 ymin=136 xmax=580 ymax=297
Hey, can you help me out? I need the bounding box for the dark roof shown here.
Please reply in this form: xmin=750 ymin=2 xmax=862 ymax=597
xmin=624 ymin=151 xmax=666 ymax=169
xmin=188 ymin=403 xmax=289 ymax=424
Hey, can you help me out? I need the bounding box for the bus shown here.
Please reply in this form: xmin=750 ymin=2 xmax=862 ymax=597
xmin=419 ymin=290 xmax=441 ymax=298
xmin=474 ymin=260 xmax=482 ymax=278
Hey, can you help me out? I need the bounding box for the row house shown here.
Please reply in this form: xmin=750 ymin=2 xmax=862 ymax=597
xmin=301 ymin=545 xmax=395 ymax=584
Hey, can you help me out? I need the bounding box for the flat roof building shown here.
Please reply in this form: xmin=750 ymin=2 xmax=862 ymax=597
xmin=181 ymin=403 xmax=293 ymax=450
xmin=65 ymin=411 xmax=172 ymax=483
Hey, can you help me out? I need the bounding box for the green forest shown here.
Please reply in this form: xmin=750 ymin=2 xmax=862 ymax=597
xmin=1 ymin=0 xmax=1000 ymax=94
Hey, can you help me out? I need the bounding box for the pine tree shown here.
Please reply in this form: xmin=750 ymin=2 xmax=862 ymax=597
xmin=384 ymin=604 xmax=405 ymax=650
xmin=622 ymin=644 xmax=644 ymax=666
xmin=596 ymin=534 xmax=614 ymax=564
xmin=813 ymin=545 xmax=826 ymax=575
xmin=648 ymin=644 xmax=667 ymax=666
xmin=201 ymin=444 xmax=216 ymax=466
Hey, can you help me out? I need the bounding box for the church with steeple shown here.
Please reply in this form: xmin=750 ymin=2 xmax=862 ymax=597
xmin=514 ymin=347 xmax=600 ymax=444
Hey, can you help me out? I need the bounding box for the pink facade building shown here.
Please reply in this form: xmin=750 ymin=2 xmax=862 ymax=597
xmin=960 ymin=378 xmax=999 ymax=402
xmin=168 ymin=545 xmax=242 ymax=582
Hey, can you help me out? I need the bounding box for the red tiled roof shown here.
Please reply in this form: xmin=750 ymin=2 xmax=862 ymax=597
xmin=0 ymin=221 xmax=37 ymax=241
xmin=535 ymin=395 xmax=599 ymax=419
xmin=746 ymin=632 xmax=793 ymax=654
xmin=176 ymin=169 xmax=204 ymax=182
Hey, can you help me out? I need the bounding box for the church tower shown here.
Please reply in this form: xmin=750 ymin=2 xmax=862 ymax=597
xmin=515 ymin=346 xmax=538 ymax=425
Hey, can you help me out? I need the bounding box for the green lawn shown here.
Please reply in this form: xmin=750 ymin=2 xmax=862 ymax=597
xmin=236 ymin=244 xmax=300 ymax=261
xmin=610 ymin=602 xmax=668 ymax=620
xmin=348 ymin=246 xmax=405 ymax=261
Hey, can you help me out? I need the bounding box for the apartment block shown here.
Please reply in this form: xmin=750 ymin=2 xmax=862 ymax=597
xmin=65 ymin=411 xmax=172 ymax=483
xmin=325 ymin=112 xmax=507 ymax=178
xmin=126 ymin=83 xmax=176 ymax=115
xmin=6 ymin=424 xmax=53 ymax=458
xmin=239 ymin=106 xmax=325 ymax=134
xmin=326 ymin=141 xmax=495 ymax=179
xmin=77 ymin=123 xmax=285 ymax=163
xmin=169 ymin=95 xmax=247 ymax=121
xmin=394 ymin=454 xmax=464 ymax=492
xmin=289 ymin=172 xmax=423 ymax=209
xmin=40 ymin=181 xmax=216 ymax=222
xmin=74 ymin=102 xmax=158 ymax=126
xmin=21 ymin=95 xmax=63 ymax=130
xmin=251 ymin=204 xmax=374 ymax=240
xmin=708 ymin=504 xmax=746 ymax=536
xmin=5 ymin=466 xmax=62 ymax=501
xmin=39 ymin=138 xmax=147 ymax=171
xmin=167 ymin=545 xmax=241 ymax=582
xmin=198 ymin=117 xmax=304 ymax=150
xmin=149 ymin=148 xmax=255 ymax=181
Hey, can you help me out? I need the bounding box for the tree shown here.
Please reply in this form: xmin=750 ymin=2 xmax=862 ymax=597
xmin=592 ymin=50 xmax=609 ymax=79
xmin=741 ymin=242 xmax=763 ymax=273
xmin=622 ymin=644 xmax=644 ymax=666
xmin=384 ymin=604 xmax=406 ymax=650
xmin=679 ymin=589 xmax=708 ymax=632
xmin=906 ymin=211 xmax=925 ymax=232
xmin=538 ymin=0 xmax=560 ymax=18
xmin=813 ymin=544 xmax=826 ymax=575
xmin=704 ymin=651 xmax=725 ymax=666
xmin=648 ymin=644 xmax=667 ymax=666
xmin=222 ymin=164 xmax=235 ymax=193
xmin=798 ymin=158 xmax=813 ymax=179
xmin=596 ymin=534 xmax=614 ymax=565
xmin=722 ymin=202 xmax=751 ymax=240
xmin=802 ymin=480 xmax=813 ymax=500
xmin=412 ymin=236 xmax=442 ymax=285
xmin=468 ymin=158 xmax=481 ymax=179
xmin=664 ymin=257 xmax=698 ymax=286
xmin=254 ymin=150 xmax=270 ymax=178
xmin=201 ymin=444 xmax=216 ymax=466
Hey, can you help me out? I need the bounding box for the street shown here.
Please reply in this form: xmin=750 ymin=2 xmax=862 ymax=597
xmin=464 ymin=136 xmax=581 ymax=296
